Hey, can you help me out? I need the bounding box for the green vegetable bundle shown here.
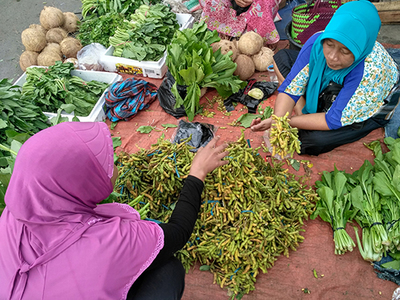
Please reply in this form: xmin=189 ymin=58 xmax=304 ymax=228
xmin=114 ymin=132 xmax=318 ymax=297
xmin=109 ymin=4 xmax=179 ymax=61
xmin=77 ymin=12 xmax=125 ymax=47
xmin=21 ymin=62 xmax=110 ymax=117
xmin=166 ymin=21 xmax=247 ymax=121
xmin=81 ymin=0 xmax=162 ymax=18
xmin=0 ymin=78 xmax=50 ymax=213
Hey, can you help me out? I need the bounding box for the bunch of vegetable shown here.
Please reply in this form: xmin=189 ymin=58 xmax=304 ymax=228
xmin=113 ymin=132 xmax=318 ymax=297
xmin=311 ymin=167 xmax=357 ymax=255
xmin=0 ymin=78 xmax=50 ymax=213
xmin=166 ymin=21 xmax=247 ymax=121
xmin=81 ymin=0 xmax=162 ymax=18
xmin=109 ymin=4 xmax=179 ymax=61
xmin=77 ymin=12 xmax=125 ymax=47
xmin=20 ymin=62 xmax=110 ymax=117
xmin=269 ymin=112 xmax=301 ymax=159
xmin=312 ymin=137 xmax=400 ymax=261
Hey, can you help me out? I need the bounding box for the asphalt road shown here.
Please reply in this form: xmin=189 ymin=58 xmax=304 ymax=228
xmin=0 ymin=0 xmax=399 ymax=83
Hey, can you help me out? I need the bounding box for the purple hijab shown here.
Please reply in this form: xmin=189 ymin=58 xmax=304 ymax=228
xmin=0 ymin=122 xmax=164 ymax=300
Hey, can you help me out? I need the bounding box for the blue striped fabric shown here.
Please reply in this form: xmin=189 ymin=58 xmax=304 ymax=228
xmin=105 ymin=78 xmax=158 ymax=122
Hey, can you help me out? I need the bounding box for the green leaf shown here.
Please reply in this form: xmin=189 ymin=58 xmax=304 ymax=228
xmin=137 ymin=126 xmax=154 ymax=134
xmin=199 ymin=265 xmax=210 ymax=271
xmin=381 ymin=260 xmax=400 ymax=270
xmin=161 ymin=123 xmax=178 ymax=129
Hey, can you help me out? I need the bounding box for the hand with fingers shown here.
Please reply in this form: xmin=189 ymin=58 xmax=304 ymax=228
xmin=250 ymin=117 xmax=272 ymax=132
xmin=189 ymin=136 xmax=229 ymax=182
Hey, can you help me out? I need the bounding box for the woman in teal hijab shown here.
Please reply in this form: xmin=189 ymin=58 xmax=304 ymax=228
xmin=251 ymin=0 xmax=400 ymax=155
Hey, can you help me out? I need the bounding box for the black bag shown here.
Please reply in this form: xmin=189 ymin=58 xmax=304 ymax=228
xmin=157 ymin=71 xmax=187 ymax=118
xmin=317 ymin=81 xmax=343 ymax=113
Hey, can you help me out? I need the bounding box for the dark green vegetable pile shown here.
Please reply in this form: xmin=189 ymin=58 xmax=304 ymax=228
xmin=112 ymin=132 xmax=318 ymax=297
xmin=109 ymin=4 xmax=179 ymax=61
xmin=21 ymin=62 xmax=110 ymax=117
xmin=0 ymin=78 xmax=50 ymax=213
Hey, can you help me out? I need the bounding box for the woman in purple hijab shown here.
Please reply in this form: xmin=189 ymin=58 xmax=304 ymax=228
xmin=0 ymin=122 xmax=228 ymax=300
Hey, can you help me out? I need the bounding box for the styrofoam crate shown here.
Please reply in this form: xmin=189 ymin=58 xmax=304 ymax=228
xmin=100 ymin=13 xmax=195 ymax=78
xmin=14 ymin=69 xmax=122 ymax=122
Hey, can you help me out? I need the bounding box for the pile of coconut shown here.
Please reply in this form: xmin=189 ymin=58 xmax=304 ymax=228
xmin=20 ymin=6 xmax=82 ymax=72
xmin=212 ymin=31 xmax=275 ymax=81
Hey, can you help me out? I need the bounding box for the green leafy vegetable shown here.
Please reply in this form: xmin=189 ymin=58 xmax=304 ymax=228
xmin=137 ymin=126 xmax=154 ymax=133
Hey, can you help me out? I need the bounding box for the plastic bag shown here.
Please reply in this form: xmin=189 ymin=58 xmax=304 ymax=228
xmin=77 ymin=43 xmax=107 ymax=71
xmin=158 ymin=71 xmax=187 ymax=118
xmin=224 ymin=80 xmax=278 ymax=113
xmin=171 ymin=120 xmax=217 ymax=152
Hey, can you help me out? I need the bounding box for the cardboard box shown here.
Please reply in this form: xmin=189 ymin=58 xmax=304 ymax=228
xmin=101 ymin=13 xmax=195 ymax=79
xmin=14 ymin=69 xmax=122 ymax=122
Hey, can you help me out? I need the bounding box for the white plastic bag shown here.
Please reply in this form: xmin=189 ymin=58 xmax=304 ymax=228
xmin=77 ymin=43 xmax=107 ymax=71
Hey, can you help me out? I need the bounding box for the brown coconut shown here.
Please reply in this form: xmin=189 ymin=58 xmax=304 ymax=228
xmin=46 ymin=27 xmax=68 ymax=44
xmin=212 ymin=40 xmax=238 ymax=61
xmin=234 ymin=54 xmax=255 ymax=81
xmin=62 ymin=12 xmax=80 ymax=33
xmin=60 ymin=37 xmax=82 ymax=58
xmin=40 ymin=6 xmax=65 ymax=30
xmin=42 ymin=43 xmax=62 ymax=57
xmin=29 ymin=24 xmax=47 ymax=36
xmin=252 ymin=47 xmax=274 ymax=72
xmin=19 ymin=51 xmax=39 ymax=72
xmin=21 ymin=28 xmax=47 ymax=52
xmin=37 ymin=51 xmax=63 ymax=66
xmin=238 ymin=31 xmax=263 ymax=56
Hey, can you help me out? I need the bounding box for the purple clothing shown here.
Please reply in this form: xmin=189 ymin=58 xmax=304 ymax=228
xmin=0 ymin=122 xmax=163 ymax=300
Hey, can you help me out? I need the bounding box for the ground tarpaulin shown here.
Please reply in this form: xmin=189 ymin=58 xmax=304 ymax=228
xmin=107 ymin=64 xmax=398 ymax=300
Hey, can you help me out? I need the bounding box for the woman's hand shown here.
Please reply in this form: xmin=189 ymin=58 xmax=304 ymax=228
xmin=189 ymin=136 xmax=229 ymax=182
xmin=234 ymin=0 xmax=253 ymax=8
xmin=250 ymin=117 xmax=272 ymax=132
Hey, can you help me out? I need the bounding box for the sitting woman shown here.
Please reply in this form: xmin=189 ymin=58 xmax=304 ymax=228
xmin=251 ymin=0 xmax=400 ymax=155
xmin=0 ymin=122 xmax=228 ymax=300
xmin=199 ymin=0 xmax=284 ymax=46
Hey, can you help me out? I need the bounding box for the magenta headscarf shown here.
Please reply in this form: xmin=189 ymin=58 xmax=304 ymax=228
xmin=0 ymin=122 xmax=164 ymax=300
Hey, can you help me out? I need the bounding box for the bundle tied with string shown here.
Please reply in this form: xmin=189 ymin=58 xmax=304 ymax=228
xmin=105 ymin=78 xmax=158 ymax=122
xmin=291 ymin=0 xmax=341 ymax=45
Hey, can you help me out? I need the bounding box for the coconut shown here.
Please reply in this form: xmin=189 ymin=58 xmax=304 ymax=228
xmin=234 ymin=54 xmax=255 ymax=81
xmin=21 ymin=27 xmax=47 ymax=52
xmin=37 ymin=51 xmax=63 ymax=66
xmin=46 ymin=27 xmax=68 ymax=44
xmin=19 ymin=51 xmax=39 ymax=72
xmin=40 ymin=6 xmax=65 ymax=30
xmin=238 ymin=31 xmax=264 ymax=56
xmin=252 ymin=47 xmax=274 ymax=72
xmin=62 ymin=12 xmax=80 ymax=33
xmin=42 ymin=43 xmax=62 ymax=57
xmin=29 ymin=24 xmax=47 ymax=36
xmin=60 ymin=37 xmax=82 ymax=58
xmin=212 ymin=40 xmax=238 ymax=61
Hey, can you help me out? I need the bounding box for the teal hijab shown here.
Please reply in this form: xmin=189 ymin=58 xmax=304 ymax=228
xmin=303 ymin=0 xmax=381 ymax=114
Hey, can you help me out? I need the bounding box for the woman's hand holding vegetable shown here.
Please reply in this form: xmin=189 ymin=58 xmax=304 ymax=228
xmin=189 ymin=136 xmax=229 ymax=182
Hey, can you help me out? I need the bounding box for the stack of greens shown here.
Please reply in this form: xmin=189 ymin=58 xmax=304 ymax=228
xmin=0 ymin=78 xmax=50 ymax=213
xmin=109 ymin=4 xmax=179 ymax=61
xmin=312 ymin=136 xmax=400 ymax=262
xmin=21 ymin=62 xmax=110 ymax=117
xmin=166 ymin=21 xmax=247 ymax=121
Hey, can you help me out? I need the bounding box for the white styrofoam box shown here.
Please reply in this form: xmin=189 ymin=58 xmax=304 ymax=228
xmin=14 ymin=69 xmax=122 ymax=122
xmin=100 ymin=13 xmax=195 ymax=78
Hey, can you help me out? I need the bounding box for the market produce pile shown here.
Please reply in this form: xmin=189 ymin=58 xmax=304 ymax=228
xmin=311 ymin=137 xmax=400 ymax=264
xmin=113 ymin=132 xmax=318 ymax=297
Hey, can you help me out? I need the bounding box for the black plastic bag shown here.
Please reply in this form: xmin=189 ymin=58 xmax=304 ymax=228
xmin=172 ymin=120 xmax=216 ymax=152
xmin=157 ymin=71 xmax=187 ymax=118
xmin=224 ymin=80 xmax=278 ymax=113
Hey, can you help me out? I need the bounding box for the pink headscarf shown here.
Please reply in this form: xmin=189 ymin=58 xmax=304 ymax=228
xmin=0 ymin=122 xmax=164 ymax=300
